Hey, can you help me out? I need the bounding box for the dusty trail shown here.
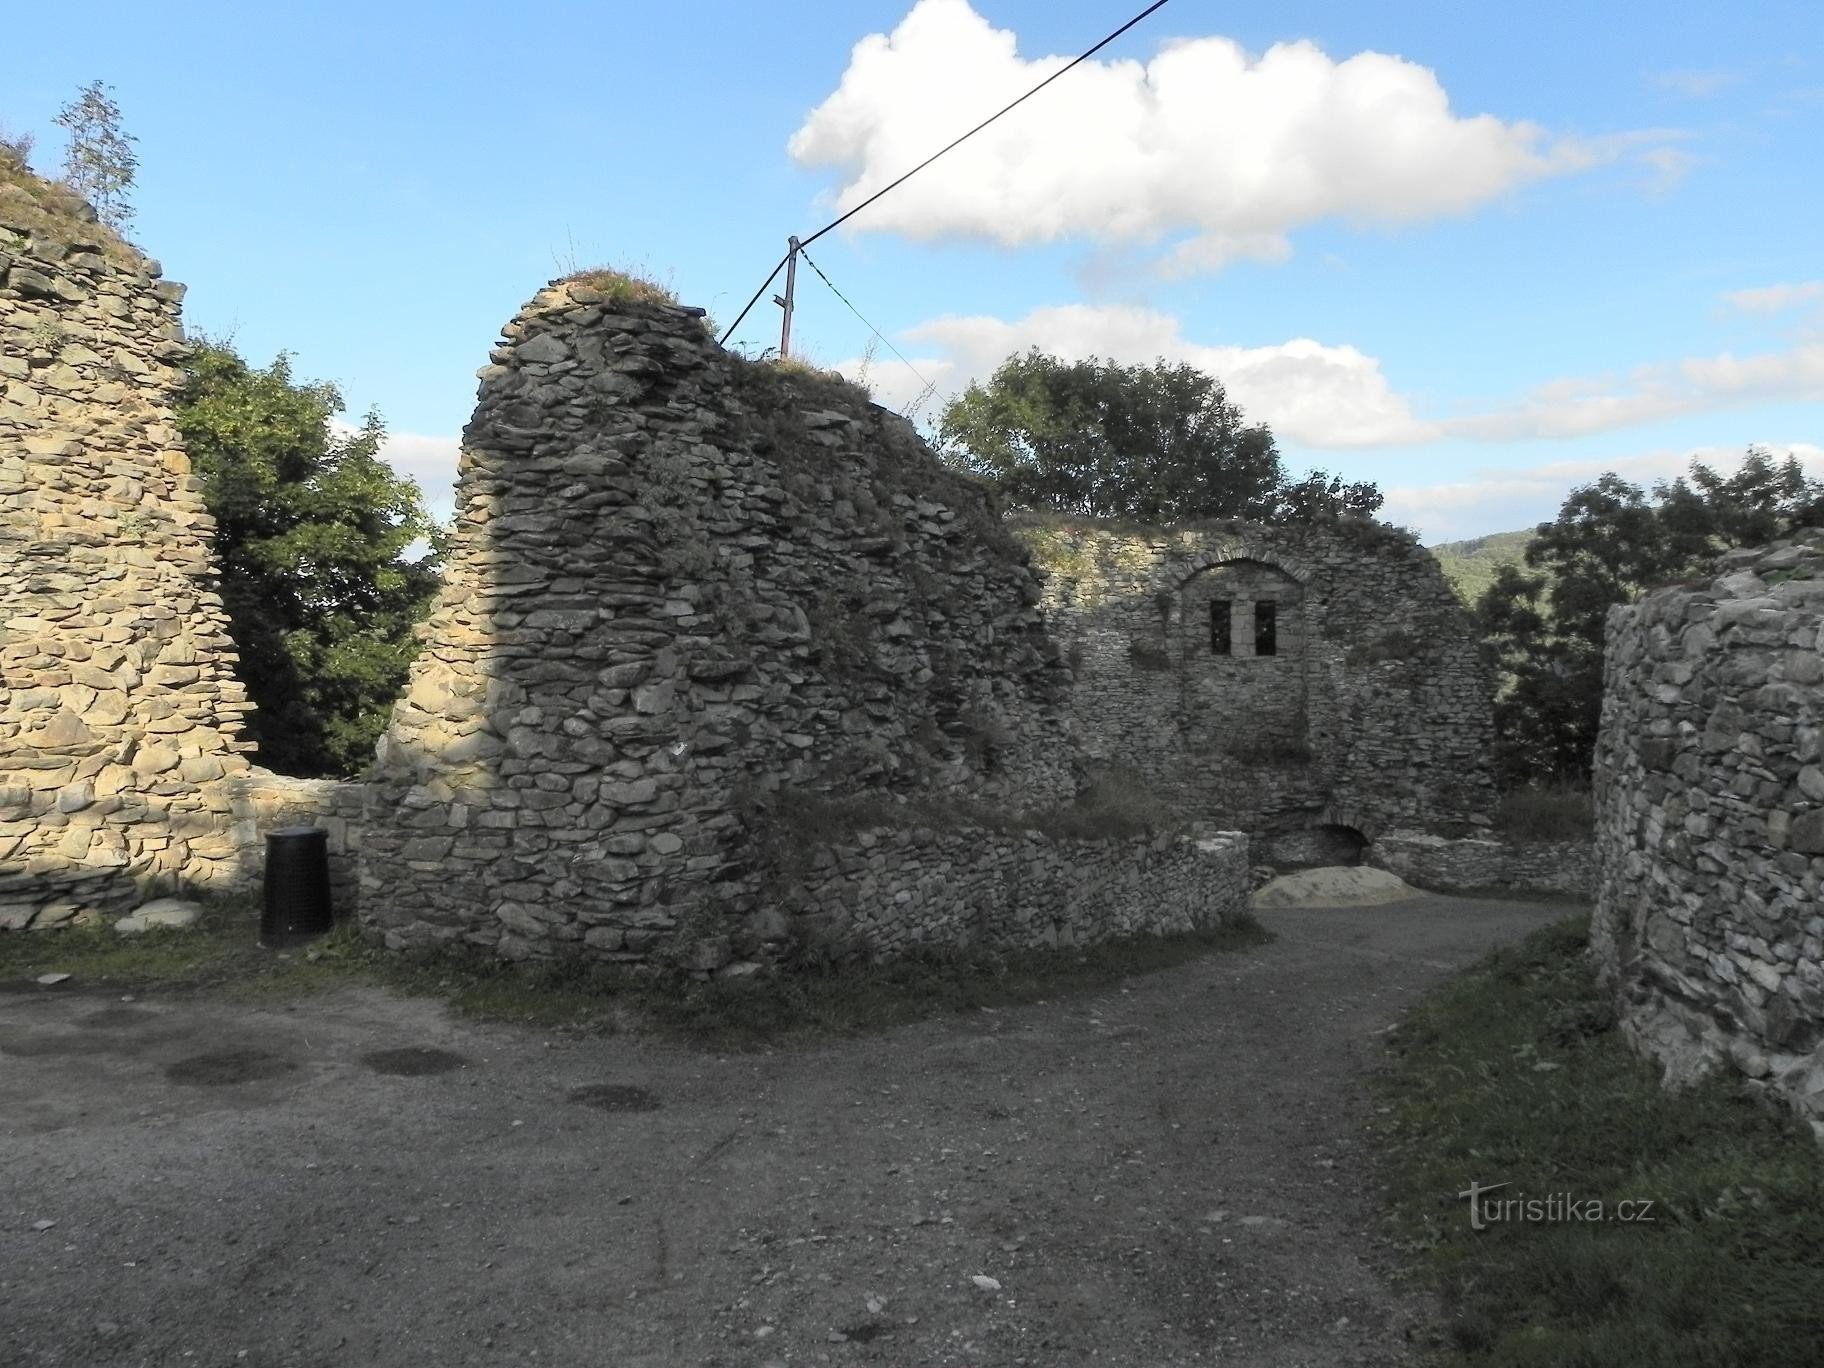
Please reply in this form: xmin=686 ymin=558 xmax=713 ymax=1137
xmin=0 ymin=895 xmax=1564 ymax=1367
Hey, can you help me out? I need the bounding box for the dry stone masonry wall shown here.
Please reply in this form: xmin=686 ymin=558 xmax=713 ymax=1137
xmin=775 ymin=827 xmax=1249 ymax=966
xmin=0 ymin=185 xmax=256 ymax=929
xmin=360 ymin=280 xmax=1206 ymax=970
xmin=1368 ymin=832 xmax=1594 ymax=900
xmin=1594 ymin=533 xmax=1824 ymax=1129
xmin=1018 ymin=517 xmax=1498 ymax=858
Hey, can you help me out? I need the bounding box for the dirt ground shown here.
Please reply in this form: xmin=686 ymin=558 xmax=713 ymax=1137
xmin=0 ymin=895 xmax=1566 ymax=1368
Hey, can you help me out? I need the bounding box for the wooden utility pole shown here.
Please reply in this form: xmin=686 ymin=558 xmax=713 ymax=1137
xmin=773 ymin=236 xmax=800 ymax=359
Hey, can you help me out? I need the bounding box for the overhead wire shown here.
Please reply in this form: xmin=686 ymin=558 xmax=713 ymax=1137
xmin=795 ymin=245 xmax=937 ymax=416
xmin=717 ymin=0 xmax=1174 ymax=347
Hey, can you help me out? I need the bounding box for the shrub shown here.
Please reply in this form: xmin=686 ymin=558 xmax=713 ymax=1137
xmin=1495 ymin=782 xmax=1594 ymax=843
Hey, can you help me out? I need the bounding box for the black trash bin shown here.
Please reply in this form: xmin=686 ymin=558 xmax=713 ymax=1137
xmin=261 ymin=826 xmax=333 ymax=948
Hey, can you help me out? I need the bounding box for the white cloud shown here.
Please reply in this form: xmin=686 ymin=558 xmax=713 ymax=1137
xmin=1389 ymin=443 xmax=1824 ymax=543
xmin=1652 ymin=68 xmax=1740 ymax=99
xmin=790 ymin=0 xmax=1672 ymax=270
xmin=1721 ymin=280 xmax=1824 ymax=314
xmin=836 ymin=303 xmax=1431 ymax=447
xmin=1448 ymin=342 xmax=1824 ymax=441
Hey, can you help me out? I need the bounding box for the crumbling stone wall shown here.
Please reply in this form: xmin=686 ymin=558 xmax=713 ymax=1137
xmin=0 ymin=178 xmax=255 ymax=929
xmin=362 ymin=280 xmax=1094 ymax=966
xmin=1370 ymin=832 xmax=1593 ymax=899
xmin=1018 ymin=517 xmax=1497 ymax=857
xmin=775 ymin=827 xmax=1248 ymax=969
xmin=1594 ymin=534 xmax=1824 ymax=1128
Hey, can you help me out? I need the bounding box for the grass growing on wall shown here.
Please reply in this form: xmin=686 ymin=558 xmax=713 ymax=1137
xmin=1375 ymin=915 xmax=1824 ymax=1366
xmin=555 ymin=265 xmax=678 ymax=306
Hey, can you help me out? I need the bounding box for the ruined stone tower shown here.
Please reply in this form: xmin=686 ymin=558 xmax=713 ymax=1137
xmin=0 ymin=162 xmax=254 ymax=928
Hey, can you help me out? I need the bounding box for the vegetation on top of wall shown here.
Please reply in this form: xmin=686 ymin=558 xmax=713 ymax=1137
xmin=0 ymin=125 xmax=137 ymax=265
xmin=555 ymin=265 xmax=678 ymax=306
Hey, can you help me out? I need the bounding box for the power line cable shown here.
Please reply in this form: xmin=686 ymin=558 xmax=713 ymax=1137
xmin=718 ymin=0 xmax=1173 ymax=346
xmin=796 ymin=245 xmax=937 ymax=415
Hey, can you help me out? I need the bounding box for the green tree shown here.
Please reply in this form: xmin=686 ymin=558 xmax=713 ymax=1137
xmin=176 ymin=340 xmax=445 ymax=777
xmin=54 ymin=80 xmax=137 ymax=234
xmin=936 ymin=349 xmax=1381 ymax=524
xmin=1476 ymin=449 xmax=1824 ymax=785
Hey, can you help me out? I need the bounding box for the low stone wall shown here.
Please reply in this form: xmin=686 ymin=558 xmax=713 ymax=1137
xmin=1594 ymin=533 xmax=1824 ymax=1131
xmin=227 ymin=773 xmax=366 ymax=919
xmin=756 ymin=827 xmax=1251 ymax=971
xmin=1368 ymin=831 xmax=1594 ymax=899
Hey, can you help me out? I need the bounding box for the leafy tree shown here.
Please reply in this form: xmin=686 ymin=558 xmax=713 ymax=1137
xmin=54 ymin=80 xmax=137 ymax=234
xmin=1476 ymin=448 xmax=1824 ymax=785
xmin=176 ymin=340 xmax=445 ymax=777
xmin=936 ymin=349 xmax=1381 ymax=524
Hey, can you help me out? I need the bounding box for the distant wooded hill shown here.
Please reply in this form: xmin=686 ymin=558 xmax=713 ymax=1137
xmin=1427 ymin=529 xmax=1537 ymax=609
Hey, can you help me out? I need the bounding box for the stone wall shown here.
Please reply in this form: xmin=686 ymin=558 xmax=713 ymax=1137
xmin=1018 ymin=517 xmax=1497 ymax=855
xmin=362 ymin=279 xmax=1083 ymax=967
xmin=1369 ymin=832 xmax=1594 ymax=899
xmin=226 ymin=773 xmax=365 ymax=918
xmin=0 ymin=168 xmax=257 ymax=930
xmin=762 ymin=826 xmax=1250 ymax=971
xmin=1594 ymin=534 xmax=1824 ymax=1129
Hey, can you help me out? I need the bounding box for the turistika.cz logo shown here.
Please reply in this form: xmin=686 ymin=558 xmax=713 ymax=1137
xmin=1457 ymin=1180 xmax=1657 ymax=1231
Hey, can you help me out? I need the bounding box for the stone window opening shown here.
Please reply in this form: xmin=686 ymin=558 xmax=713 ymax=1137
xmin=1210 ymin=599 xmax=1232 ymax=655
xmin=1255 ymin=601 xmax=1278 ymax=657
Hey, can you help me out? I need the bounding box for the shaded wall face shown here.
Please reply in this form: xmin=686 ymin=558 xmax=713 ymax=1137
xmin=0 ymin=208 xmax=254 ymax=929
xmin=1177 ymin=560 xmax=1308 ymax=758
xmin=1594 ymin=536 xmax=1824 ymax=1121
xmin=1023 ymin=519 xmax=1496 ymax=843
xmin=361 ymin=284 xmax=1079 ymax=965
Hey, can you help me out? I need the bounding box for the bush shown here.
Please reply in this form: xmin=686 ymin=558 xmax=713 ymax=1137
xmin=1495 ymin=783 xmax=1594 ymax=843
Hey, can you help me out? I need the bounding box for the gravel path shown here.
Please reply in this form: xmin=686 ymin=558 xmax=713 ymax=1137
xmin=0 ymin=894 xmax=1566 ymax=1368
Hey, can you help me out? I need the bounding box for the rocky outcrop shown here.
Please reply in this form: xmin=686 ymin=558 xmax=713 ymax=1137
xmin=0 ymin=170 xmax=255 ymax=929
xmin=361 ymin=279 xmax=1089 ymax=967
xmin=1594 ymin=533 xmax=1824 ymax=1130
xmin=1019 ymin=517 xmax=1498 ymax=851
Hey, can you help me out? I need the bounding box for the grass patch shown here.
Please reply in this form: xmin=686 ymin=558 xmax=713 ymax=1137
xmin=1 ymin=893 xmax=1270 ymax=1050
xmin=556 ymin=264 xmax=678 ymax=306
xmin=0 ymin=139 xmax=138 ymax=264
xmin=1375 ymin=914 xmax=1824 ymax=1367
xmin=1493 ymin=783 xmax=1594 ymax=843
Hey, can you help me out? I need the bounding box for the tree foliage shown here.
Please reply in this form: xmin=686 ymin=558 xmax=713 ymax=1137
xmin=936 ymin=350 xmax=1382 ymax=524
xmin=176 ymin=341 xmax=445 ymax=777
xmin=54 ymin=80 xmax=137 ymax=234
xmin=1476 ymin=448 xmax=1824 ymax=786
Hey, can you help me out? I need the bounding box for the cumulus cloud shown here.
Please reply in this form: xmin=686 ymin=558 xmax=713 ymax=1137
xmin=790 ymin=0 xmax=1668 ymax=270
xmin=1721 ymin=280 xmax=1824 ymax=314
xmin=835 ymin=303 xmax=1430 ymax=447
xmin=1387 ymin=443 xmax=1824 ymax=543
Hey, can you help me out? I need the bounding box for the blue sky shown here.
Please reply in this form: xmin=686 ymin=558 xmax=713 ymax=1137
xmin=5 ymin=0 xmax=1820 ymax=541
